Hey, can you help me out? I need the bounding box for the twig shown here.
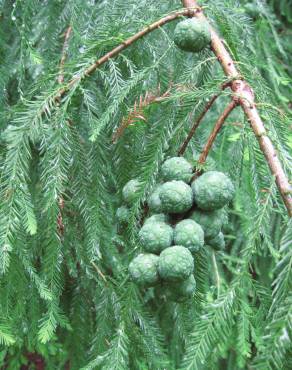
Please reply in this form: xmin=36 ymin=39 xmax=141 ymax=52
xmin=58 ymin=26 xmax=72 ymax=84
xmin=57 ymin=196 xmax=65 ymax=236
xmin=91 ymin=261 xmax=108 ymax=283
xmin=179 ymin=97 xmax=215 ymax=156
xmin=178 ymin=81 xmax=231 ymax=156
xmin=196 ymin=100 xmax=237 ymax=172
xmin=182 ymin=0 xmax=292 ymax=216
xmin=211 ymin=250 xmax=221 ymax=297
xmin=179 ymin=94 xmax=219 ymax=156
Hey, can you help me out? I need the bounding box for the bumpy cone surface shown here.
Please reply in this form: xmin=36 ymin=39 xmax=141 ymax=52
xmin=190 ymin=208 xmax=224 ymax=239
xmin=192 ymin=171 xmax=235 ymax=210
xmin=157 ymin=274 xmax=197 ymax=302
xmin=122 ymin=179 xmax=140 ymax=205
xmin=174 ymin=18 xmax=211 ymax=53
xmin=139 ymin=221 xmax=173 ymax=254
xmin=129 ymin=253 xmax=159 ymax=286
xmin=160 ymin=180 xmax=193 ymax=214
xmin=148 ymin=185 xmax=163 ymax=213
xmin=244 ymin=3 xmax=261 ymax=18
xmin=144 ymin=213 xmax=169 ymax=225
xmin=116 ymin=206 xmax=129 ymax=224
xmin=208 ymin=232 xmax=225 ymax=251
xmin=174 ymin=219 xmax=204 ymax=253
xmin=158 ymin=245 xmax=194 ymax=282
xmin=161 ymin=156 xmax=193 ymax=183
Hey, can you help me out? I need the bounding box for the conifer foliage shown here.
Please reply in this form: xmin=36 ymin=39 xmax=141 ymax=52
xmin=0 ymin=0 xmax=291 ymax=369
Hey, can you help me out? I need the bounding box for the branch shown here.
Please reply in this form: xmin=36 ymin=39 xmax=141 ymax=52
xmin=56 ymin=27 xmax=72 ymax=236
xmin=179 ymin=94 xmax=219 ymax=156
xmin=58 ymin=26 xmax=72 ymax=84
xmin=182 ymin=0 xmax=292 ymax=216
xmin=197 ymin=100 xmax=237 ymax=167
xmin=178 ymin=81 xmax=230 ymax=156
xmin=55 ymin=8 xmax=200 ymax=100
xmin=57 ymin=195 xmax=65 ymax=236
xmin=91 ymin=261 xmax=107 ymax=283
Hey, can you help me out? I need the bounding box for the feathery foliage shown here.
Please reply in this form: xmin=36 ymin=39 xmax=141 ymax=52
xmin=0 ymin=0 xmax=291 ymax=368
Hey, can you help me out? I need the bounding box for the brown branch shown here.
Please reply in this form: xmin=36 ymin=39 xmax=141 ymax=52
xmin=178 ymin=81 xmax=231 ymax=156
xmin=58 ymin=26 xmax=72 ymax=84
xmin=196 ymin=100 xmax=237 ymax=174
xmin=178 ymin=94 xmax=219 ymax=156
xmin=182 ymin=0 xmax=292 ymax=216
xmin=56 ymin=27 xmax=72 ymax=236
xmin=55 ymin=8 xmax=200 ymax=101
xmin=57 ymin=196 xmax=65 ymax=236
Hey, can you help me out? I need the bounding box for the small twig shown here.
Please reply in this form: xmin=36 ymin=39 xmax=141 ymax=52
xmin=57 ymin=196 xmax=65 ymax=236
xmin=179 ymin=94 xmax=219 ymax=156
xmin=58 ymin=26 xmax=72 ymax=84
xmin=211 ymin=250 xmax=221 ymax=297
xmin=194 ymin=100 xmax=237 ymax=177
xmin=91 ymin=261 xmax=107 ymax=283
xmin=178 ymin=82 xmax=231 ymax=156
xmin=56 ymin=27 xmax=72 ymax=236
